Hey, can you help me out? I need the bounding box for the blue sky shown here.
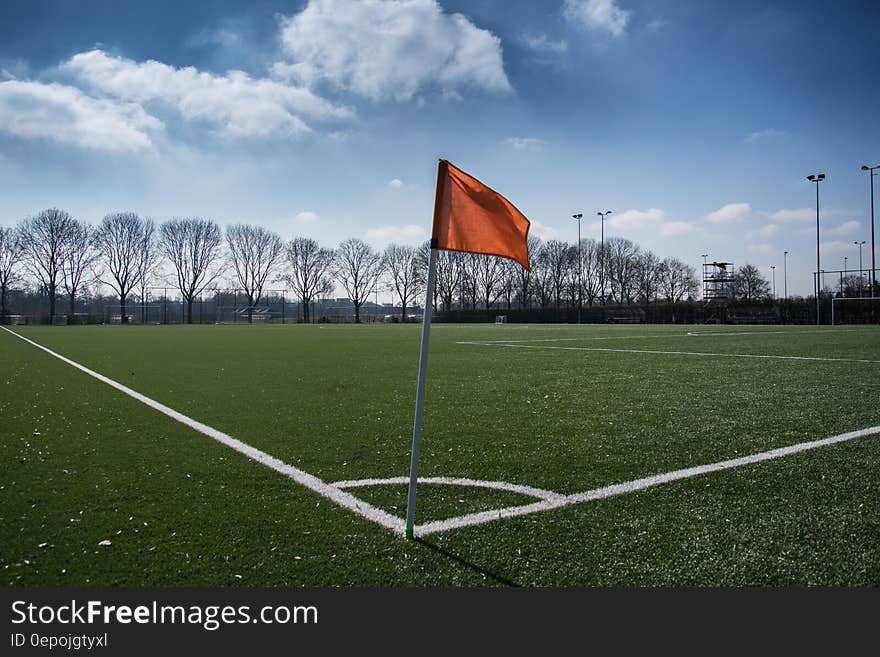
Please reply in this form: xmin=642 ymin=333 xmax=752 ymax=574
xmin=1 ymin=0 xmax=878 ymax=297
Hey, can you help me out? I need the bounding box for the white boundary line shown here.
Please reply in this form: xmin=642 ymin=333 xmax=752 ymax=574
xmin=457 ymin=341 xmax=880 ymax=364
xmin=470 ymin=327 xmax=879 ymax=344
xmin=0 ymin=327 xmax=405 ymax=534
xmin=417 ymin=425 xmax=880 ymax=536
xmin=5 ymin=327 xmax=879 ymax=539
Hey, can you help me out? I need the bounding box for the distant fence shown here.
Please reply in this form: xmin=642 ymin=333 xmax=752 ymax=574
xmin=435 ymin=299 xmax=835 ymax=325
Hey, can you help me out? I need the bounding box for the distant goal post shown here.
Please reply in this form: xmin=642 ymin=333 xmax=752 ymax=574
xmin=494 ymin=315 xmax=507 ymax=324
xmin=830 ymin=297 xmax=880 ymax=325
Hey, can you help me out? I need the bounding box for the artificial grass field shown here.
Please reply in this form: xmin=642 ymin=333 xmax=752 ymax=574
xmin=2 ymin=322 xmax=879 ymax=586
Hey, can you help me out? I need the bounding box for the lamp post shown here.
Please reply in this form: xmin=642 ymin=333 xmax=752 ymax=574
xmin=842 ymin=257 xmax=848 ymax=295
xmin=770 ymin=265 xmax=776 ymax=299
xmin=861 ymin=164 xmax=878 ymax=297
xmin=807 ymin=173 xmax=825 ymax=325
xmin=597 ymin=210 xmax=612 ymax=305
xmin=572 ymin=213 xmax=583 ymax=323
xmin=854 ymin=240 xmax=866 ymax=297
xmin=783 ymin=251 xmax=789 ymax=300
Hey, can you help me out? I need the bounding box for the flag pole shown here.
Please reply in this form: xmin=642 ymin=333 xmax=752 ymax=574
xmin=405 ymin=160 xmax=446 ymax=540
xmin=404 ymin=241 xmax=438 ymax=539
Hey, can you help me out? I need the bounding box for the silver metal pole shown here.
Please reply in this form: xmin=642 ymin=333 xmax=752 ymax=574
xmin=404 ymin=245 xmax=438 ymax=539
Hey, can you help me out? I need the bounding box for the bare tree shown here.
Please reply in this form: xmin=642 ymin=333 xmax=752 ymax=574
xmin=60 ymin=218 xmax=99 ymax=319
xmin=284 ymin=237 xmax=335 ymax=323
xmin=733 ymin=263 xmax=770 ymax=302
xmin=540 ymin=240 xmax=572 ymax=308
xmin=160 ymin=217 xmax=224 ymax=324
xmin=383 ymin=244 xmax=424 ymax=322
xmin=93 ymin=212 xmax=151 ymax=323
xmin=0 ymin=226 xmax=24 ymax=322
xmin=459 ymin=254 xmax=479 ymax=309
xmin=434 ymin=250 xmax=462 ymax=312
xmin=334 ymin=238 xmax=383 ymax=323
xmin=134 ymin=218 xmax=158 ymax=323
xmin=606 ymin=237 xmax=640 ymax=304
xmin=659 ymin=257 xmax=699 ymax=303
xmin=19 ymin=208 xmax=76 ymax=319
xmin=516 ymin=235 xmax=541 ymax=309
xmin=531 ymin=243 xmax=554 ymax=310
xmin=225 ymin=224 xmax=283 ymax=323
xmin=579 ymin=238 xmax=601 ymax=306
xmin=474 ymin=254 xmax=506 ymax=319
xmin=635 ymin=250 xmax=663 ymax=304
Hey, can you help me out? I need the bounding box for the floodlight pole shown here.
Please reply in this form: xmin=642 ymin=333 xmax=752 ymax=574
xmin=862 ymin=165 xmax=878 ymax=299
xmin=770 ymin=265 xmax=776 ymax=299
xmin=598 ymin=211 xmax=612 ymax=305
xmin=854 ymin=240 xmax=865 ymax=297
xmin=572 ymin=213 xmax=583 ymax=323
xmin=807 ymin=173 xmax=825 ymax=325
xmin=783 ymin=251 xmax=788 ymax=301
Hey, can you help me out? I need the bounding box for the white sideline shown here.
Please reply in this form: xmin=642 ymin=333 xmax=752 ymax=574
xmin=417 ymin=425 xmax=880 ymax=536
xmin=457 ymin=341 xmax=880 ymax=364
xmin=0 ymin=327 xmax=404 ymax=534
xmin=470 ymin=327 xmax=879 ymax=344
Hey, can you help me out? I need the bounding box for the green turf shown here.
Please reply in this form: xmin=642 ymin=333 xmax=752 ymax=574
xmin=1 ymin=323 xmax=879 ymax=585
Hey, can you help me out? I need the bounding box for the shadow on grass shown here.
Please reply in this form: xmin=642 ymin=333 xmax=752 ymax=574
xmin=415 ymin=538 xmax=520 ymax=587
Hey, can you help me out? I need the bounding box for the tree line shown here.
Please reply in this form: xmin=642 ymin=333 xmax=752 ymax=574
xmin=0 ymin=208 xmax=780 ymax=324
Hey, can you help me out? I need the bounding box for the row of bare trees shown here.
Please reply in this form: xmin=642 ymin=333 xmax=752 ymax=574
xmin=426 ymin=236 xmax=701 ymax=314
xmin=1 ymin=209 xmax=417 ymax=323
xmin=1 ymin=208 xmax=710 ymax=324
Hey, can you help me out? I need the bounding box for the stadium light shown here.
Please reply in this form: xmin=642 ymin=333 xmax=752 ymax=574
xmin=572 ymin=213 xmax=583 ymax=323
xmin=807 ymin=173 xmax=826 ymax=324
xmin=770 ymin=265 xmax=776 ymax=299
xmin=597 ymin=210 xmax=612 ymax=305
xmin=854 ymin=240 xmax=866 ymax=297
xmin=862 ymin=165 xmax=878 ymax=297
xmin=783 ymin=251 xmax=789 ymax=301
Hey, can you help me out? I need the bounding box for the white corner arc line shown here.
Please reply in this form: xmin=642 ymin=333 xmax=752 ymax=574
xmin=1 ymin=327 xmax=404 ymax=534
xmin=332 ymin=476 xmax=565 ymax=502
xmin=457 ymin=341 xmax=880 ymax=364
xmin=417 ymin=425 xmax=880 ymax=536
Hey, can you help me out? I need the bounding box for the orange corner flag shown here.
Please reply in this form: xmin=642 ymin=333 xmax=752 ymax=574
xmin=431 ymin=160 xmax=531 ymax=271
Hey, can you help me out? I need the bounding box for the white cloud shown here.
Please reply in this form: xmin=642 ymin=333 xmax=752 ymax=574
xmin=388 ymin=178 xmax=404 ymax=189
xmin=601 ymin=208 xmax=665 ymax=232
xmin=745 ymin=128 xmax=787 ymax=143
xmin=529 ymin=219 xmax=557 ymax=239
xmin=61 ymin=49 xmax=353 ymax=139
xmin=767 ymin=208 xmax=814 ymax=223
xmin=826 ymin=220 xmax=861 ymax=237
xmin=563 ymin=0 xmax=631 ymax=37
xmin=365 ymin=223 xmax=428 ymax=246
xmin=275 ymin=0 xmax=511 ymax=102
xmin=503 ymin=137 xmax=546 ymax=152
xmin=759 ymin=224 xmax=781 ymax=238
xmin=821 ymin=240 xmax=856 ymax=256
xmin=766 ymin=207 xmax=850 ymax=223
xmin=660 ymin=221 xmax=697 ymax=236
xmin=0 ymin=79 xmax=162 ymax=152
xmin=705 ymin=202 xmax=751 ymax=223
xmin=521 ymin=33 xmax=569 ymax=54
xmin=295 ymin=211 xmax=319 ymax=225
